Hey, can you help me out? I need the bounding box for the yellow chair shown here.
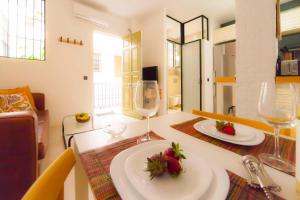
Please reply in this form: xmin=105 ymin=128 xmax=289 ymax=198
xmin=22 ymin=148 xmax=76 ymax=200
xmin=192 ymin=110 xmax=296 ymax=138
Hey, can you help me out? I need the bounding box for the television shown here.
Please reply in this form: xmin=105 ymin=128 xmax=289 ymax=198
xmin=142 ymin=66 xmax=158 ymax=82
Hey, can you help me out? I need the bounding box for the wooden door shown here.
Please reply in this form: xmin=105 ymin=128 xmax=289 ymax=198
xmin=122 ymin=31 xmax=142 ymax=118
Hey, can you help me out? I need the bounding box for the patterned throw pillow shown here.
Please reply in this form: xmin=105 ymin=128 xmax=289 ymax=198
xmin=0 ymin=92 xmax=33 ymax=113
xmin=0 ymin=86 xmax=37 ymax=112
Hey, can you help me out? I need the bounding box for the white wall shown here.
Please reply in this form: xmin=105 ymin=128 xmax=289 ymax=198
xmin=0 ymin=0 xmax=129 ymax=126
xmin=235 ymin=0 xmax=277 ymax=119
xmin=200 ymin=17 xmax=218 ymax=113
xmin=202 ymin=40 xmax=214 ymax=112
xmin=131 ymin=9 xmax=167 ymax=115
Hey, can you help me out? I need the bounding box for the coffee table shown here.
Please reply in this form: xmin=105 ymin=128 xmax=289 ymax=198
xmin=62 ymin=113 xmax=101 ymax=148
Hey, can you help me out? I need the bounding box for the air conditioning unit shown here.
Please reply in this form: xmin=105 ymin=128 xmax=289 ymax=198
xmin=73 ymin=2 xmax=109 ymax=28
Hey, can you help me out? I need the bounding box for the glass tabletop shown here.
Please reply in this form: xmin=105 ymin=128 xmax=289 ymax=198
xmin=62 ymin=114 xmax=96 ymax=136
xmin=62 ymin=113 xmax=128 ymax=148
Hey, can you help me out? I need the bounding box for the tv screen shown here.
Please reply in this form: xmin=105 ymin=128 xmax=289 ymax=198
xmin=142 ymin=66 xmax=158 ymax=82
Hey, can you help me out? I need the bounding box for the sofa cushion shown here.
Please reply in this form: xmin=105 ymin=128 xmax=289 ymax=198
xmin=0 ymin=92 xmax=34 ymax=112
xmin=37 ymin=110 xmax=49 ymax=160
xmin=0 ymin=86 xmax=37 ymax=112
xmin=32 ymin=93 xmax=45 ymax=111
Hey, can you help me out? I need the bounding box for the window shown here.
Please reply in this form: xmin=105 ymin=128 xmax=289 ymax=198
xmin=168 ymin=42 xmax=174 ymax=68
xmin=167 ymin=41 xmax=181 ymax=68
xmin=93 ymin=53 xmax=102 ymax=72
xmin=0 ymin=0 xmax=45 ymax=60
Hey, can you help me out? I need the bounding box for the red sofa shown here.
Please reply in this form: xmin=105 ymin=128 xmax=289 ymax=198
xmin=0 ymin=93 xmax=49 ymax=200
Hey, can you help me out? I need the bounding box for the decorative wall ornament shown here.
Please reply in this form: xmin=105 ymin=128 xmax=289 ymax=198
xmin=58 ymin=36 xmax=83 ymax=46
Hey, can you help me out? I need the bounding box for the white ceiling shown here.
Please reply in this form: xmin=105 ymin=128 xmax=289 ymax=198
xmin=77 ymin=0 xmax=236 ymax=24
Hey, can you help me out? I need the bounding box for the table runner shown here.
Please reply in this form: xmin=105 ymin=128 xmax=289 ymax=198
xmin=171 ymin=117 xmax=296 ymax=176
xmin=79 ymin=132 xmax=284 ymax=200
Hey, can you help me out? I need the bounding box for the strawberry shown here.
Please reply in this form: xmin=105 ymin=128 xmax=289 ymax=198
xmin=216 ymin=120 xmax=226 ymax=132
xmin=222 ymin=125 xmax=236 ymax=136
xmin=216 ymin=120 xmax=236 ymax=136
xmin=150 ymin=153 xmax=162 ymax=160
xmin=165 ymin=156 xmax=182 ymax=176
xmin=164 ymin=148 xmax=176 ymax=158
xmin=146 ymin=152 xmax=167 ymax=179
xmin=163 ymin=142 xmax=186 ymax=161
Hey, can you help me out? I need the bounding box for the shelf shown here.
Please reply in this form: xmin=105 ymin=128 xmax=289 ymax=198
xmin=214 ymin=76 xmax=300 ymax=84
xmin=275 ymin=76 xmax=300 ymax=84
xmin=215 ymin=76 xmax=236 ymax=83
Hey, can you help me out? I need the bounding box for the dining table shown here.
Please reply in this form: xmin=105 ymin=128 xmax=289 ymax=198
xmin=73 ymin=112 xmax=297 ymax=200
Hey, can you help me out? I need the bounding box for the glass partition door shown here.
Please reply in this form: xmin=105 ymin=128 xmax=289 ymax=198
xmin=167 ymin=41 xmax=182 ymax=112
xmin=166 ymin=14 xmax=209 ymax=113
xmin=182 ymin=41 xmax=201 ymax=112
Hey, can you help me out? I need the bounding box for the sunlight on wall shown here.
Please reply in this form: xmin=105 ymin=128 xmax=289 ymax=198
xmin=93 ymin=32 xmax=122 ymax=55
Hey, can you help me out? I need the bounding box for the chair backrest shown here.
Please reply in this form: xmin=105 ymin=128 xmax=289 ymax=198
xmin=192 ymin=110 xmax=296 ymax=138
xmin=0 ymin=111 xmax=38 ymax=200
xmin=22 ymin=148 xmax=76 ymax=200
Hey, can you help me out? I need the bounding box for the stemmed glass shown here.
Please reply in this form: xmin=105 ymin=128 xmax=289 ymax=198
xmin=258 ymin=81 xmax=297 ymax=173
xmin=134 ymin=80 xmax=160 ymax=143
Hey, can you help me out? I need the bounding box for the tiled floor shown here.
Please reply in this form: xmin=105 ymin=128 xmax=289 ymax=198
xmin=40 ymin=113 xmax=138 ymax=200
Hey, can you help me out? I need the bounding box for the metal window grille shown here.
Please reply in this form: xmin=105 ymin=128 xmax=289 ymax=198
xmin=93 ymin=53 xmax=102 ymax=72
xmin=0 ymin=0 xmax=45 ymax=60
xmin=94 ymin=82 xmax=122 ymax=110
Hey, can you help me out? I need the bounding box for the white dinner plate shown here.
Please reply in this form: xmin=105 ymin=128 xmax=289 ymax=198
xmin=193 ymin=120 xmax=265 ymax=146
xmin=110 ymin=140 xmax=230 ymax=200
xmin=195 ymin=120 xmax=255 ymax=142
xmin=124 ymin=142 xmax=213 ymax=200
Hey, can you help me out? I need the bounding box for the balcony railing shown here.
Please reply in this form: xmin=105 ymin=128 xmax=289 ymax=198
xmin=94 ymin=82 xmax=121 ymax=110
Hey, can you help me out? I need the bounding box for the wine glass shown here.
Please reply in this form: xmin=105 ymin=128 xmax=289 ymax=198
xmin=258 ymin=81 xmax=297 ymax=173
xmin=134 ymin=80 xmax=160 ymax=143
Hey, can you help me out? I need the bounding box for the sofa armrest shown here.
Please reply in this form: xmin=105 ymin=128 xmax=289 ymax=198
xmin=32 ymin=93 xmax=45 ymax=111
xmin=0 ymin=111 xmax=38 ymax=200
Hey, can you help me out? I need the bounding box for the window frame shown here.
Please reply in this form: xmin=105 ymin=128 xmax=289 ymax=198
xmin=0 ymin=0 xmax=46 ymax=61
xmin=93 ymin=53 xmax=102 ymax=72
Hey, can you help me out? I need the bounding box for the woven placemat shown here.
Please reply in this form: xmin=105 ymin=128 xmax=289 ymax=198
xmin=79 ymin=132 xmax=284 ymax=200
xmin=226 ymin=171 xmax=284 ymax=200
xmin=171 ymin=117 xmax=295 ymax=176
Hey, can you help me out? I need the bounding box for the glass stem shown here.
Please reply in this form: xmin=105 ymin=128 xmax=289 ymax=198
xmin=274 ymin=127 xmax=281 ymax=158
xmin=146 ymin=116 xmax=150 ymax=140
